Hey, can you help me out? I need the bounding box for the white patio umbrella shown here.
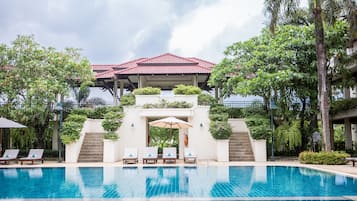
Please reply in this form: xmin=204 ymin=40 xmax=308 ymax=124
xmin=149 ymin=117 xmax=192 ymax=143
xmin=0 ymin=117 xmax=26 ymax=128
xmin=0 ymin=117 xmax=26 ymax=153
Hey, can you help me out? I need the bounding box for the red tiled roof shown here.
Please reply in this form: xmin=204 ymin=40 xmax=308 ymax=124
xmin=138 ymin=53 xmax=198 ymax=65
xmin=96 ymin=69 xmax=116 ymax=79
xmin=117 ymin=65 xmax=211 ymax=75
xmin=93 ymin=53 xmax=215 ymax=79
xmin=92 ymin=64 xmax=120 ymax=71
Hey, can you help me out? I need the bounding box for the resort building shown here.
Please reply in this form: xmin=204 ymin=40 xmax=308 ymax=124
xmin=332 ymin=42 xmax=357 ymax=150
xmin=65 ymin=53 xmax=264 ymax=163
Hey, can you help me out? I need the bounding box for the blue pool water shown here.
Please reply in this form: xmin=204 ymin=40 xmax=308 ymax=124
xmin=0 ymin=166 xmax=356 ymax=200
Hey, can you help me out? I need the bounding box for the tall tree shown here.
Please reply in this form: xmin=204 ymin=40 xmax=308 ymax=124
xmin=264 ymin=0 xmax=356 ymax=151
xmin=0 ymin=35 xmax=94 ymax=148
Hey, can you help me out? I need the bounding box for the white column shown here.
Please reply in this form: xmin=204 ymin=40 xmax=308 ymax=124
xmin=345 ymin=118 xmax=352 ymax=150
xmin=113 ymin=79 xmax=118 ymax=105
xmin=193 ymin=74 xmax=198 ymax=86
xmin=119 ymin=80 xmax=124 ymax=97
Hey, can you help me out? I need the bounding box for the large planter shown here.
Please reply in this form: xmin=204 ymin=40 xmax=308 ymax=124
xmin=135 ymin=95 xmax=198 ymax=107
xmin=216 ymin=139 xmax=229 ymax=162
xmin=103 ymin=139 xmax=120 ymax=162
xmin=252 ymin=139 xmax=267 ymax=162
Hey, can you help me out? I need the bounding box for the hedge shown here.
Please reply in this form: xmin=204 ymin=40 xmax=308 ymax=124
xmin=298 ymin=151 xmax=350 ymax=165
xmin=173 ymin=84 xmax=201 ymax=95
xmin=133 ymin=87 xmax=161 ymax=95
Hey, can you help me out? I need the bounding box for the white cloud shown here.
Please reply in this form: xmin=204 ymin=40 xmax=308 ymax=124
xmin=0 ymin=0 xmax=266 ymax=64
xmin=169 ymin=0 xmax=264 ymax=62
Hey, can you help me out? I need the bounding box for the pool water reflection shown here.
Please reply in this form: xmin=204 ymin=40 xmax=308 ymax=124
xmin=0 ymin=166 xmax=356 ymax=199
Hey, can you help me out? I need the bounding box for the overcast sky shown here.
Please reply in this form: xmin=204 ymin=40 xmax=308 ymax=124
xmin=0 ymin=0 xmax=265 ymax=64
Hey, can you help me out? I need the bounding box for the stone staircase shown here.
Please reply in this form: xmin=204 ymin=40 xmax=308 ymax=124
xmin=78 ymin=133 xmax=104 ymax=162
xmin=229 ymin=132 xmax=254 ymax=161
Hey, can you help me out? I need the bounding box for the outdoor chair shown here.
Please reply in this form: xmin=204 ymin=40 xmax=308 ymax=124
xmin=123 ymin=148 xmax=138 ymax=164
xmin=19 ymin=149 xmax=44 ymax=165
xmin=346 ymin=157 xmax=357 ymax=167
xmin=162 ymin=147 xmax=177 ymax=164
xmin=0 ymin=149 xmax=19 ymax=165
xmin=184 ymin=148 xmax=197 ymax=163
xmin=142 ymin=147 xmax=158 ymax=164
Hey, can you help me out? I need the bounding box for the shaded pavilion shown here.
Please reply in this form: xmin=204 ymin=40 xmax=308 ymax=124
xmin=92 ymin=53 xmax=217 ymax=104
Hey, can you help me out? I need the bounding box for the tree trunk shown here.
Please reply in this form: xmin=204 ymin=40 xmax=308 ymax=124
xmin=313 ymin=0 xmax=332 ymax=151
xmin=300 ymin=97 xmax=307 ymax=150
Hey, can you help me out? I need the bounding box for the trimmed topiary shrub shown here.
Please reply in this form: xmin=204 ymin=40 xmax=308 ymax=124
xmin=245 ymin=115 xmax=272 ymax=140
xmin=209 ymin=121 xmax=232 ymax=139
xmin=65 ymin=114 xmax=87 ymax=123
xmin=88 ymin=107 xmax=108 ymax=119
xmin=227 ymin=108 xmax=244 ymax=118
xmin=298 ymin=151 xmax=350 ymax=165
xmin=133 ymin=87 xmax=161 ymax=95
xmin=60 ymin=121 xmax=83 ymax=144
xmin=198 ymin=93 xmax=216 ymax=105
xmin=102 ymin=111 xmax=124 ymax=140
xmin=173 ymin=84 xmax=202 ymax=95
xmin=71 ymin=108 xmax=92 ymax=117
xmin=209 ymin=104 xmax=228 ymax=114
xmin=209 ymin=113 xmax=229 ymax=122
xmin=120 ymin=93 xmax=135 ymax=106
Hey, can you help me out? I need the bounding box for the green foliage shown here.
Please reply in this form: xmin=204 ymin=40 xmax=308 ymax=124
xmin=149 ymin=127 xmax=178 ymax=149
xmin=60 ymin=121 xmax=83 ymax=144
xmin=173 ymin=84 xmax=202 ymax=95
xmin=120 ymin=93 xmax=135 ymax=106
xmin=198 ymin=93 xmax=216 ymax=105
xmin=65 ymin=114 xmax=87 ymax=124
xmin=107 ymin=106 xmax=123 ymax=113
xmin=209 ymin=104 xmax=228 ymax=114
xmin=102 ymin=111 xmax=124 ymax=132
xmin=299 ymin=151 xmax=350 ymax=165
xmin=71 ymin=108 xmax=92 ymax=117
xmin=245 ymin=115 xmax=272 ymax=140
xmin=275 ymin=121 xmax=302 ymax=151
xmin=102 ymin=111 xmax=124 ymax=140
xmin=209 ymin=113 xmax=229 ymax=122
xmin=227 ymin=108 xmax=244 ymax=118
xmin=209 ymin=104 xmax=232 ymax=139
xmin=104 ymin=132 xmax=119 ymax=140
xmin=330 ymin=98 xmax=357 ymax=114
xmin=0 ymin=35 xmax=94 ymax=147
xmin=143 ymin=100 xmax=192 ymax=109
xmin=243 ymin=101 xmax=266 ymax=117
xmin=88 ymin=107 xmax=108 ymax=119
xmin=133 ymin=87 xmax=161 ymax=95
xmin=209 ymin=121 xmax=232 ymax=139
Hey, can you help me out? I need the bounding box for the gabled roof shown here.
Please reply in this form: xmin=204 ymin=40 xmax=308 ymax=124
xmin=137 ymin=53 xmax=198 ymax=65
xmin=93 ymin=53 xmax=215 ymax=79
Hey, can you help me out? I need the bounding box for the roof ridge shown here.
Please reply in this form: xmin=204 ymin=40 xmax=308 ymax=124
xmin=188 ymin=57 xmax=216 ymax=65
xmin=118 ymin=57 xmax=147 ymax=67
xmin=137 ymin=53 xmax=198 ymax=64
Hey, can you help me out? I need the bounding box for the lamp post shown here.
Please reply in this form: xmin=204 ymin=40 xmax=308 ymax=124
xmin=270 ymin=98 xmax=277 ymax=161
xmin=54 ymin=102 xmax=63 ymax=163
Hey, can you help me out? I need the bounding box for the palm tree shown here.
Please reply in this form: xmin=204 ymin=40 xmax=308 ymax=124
xmin=264 ymin=0 xmax=356 ymax=151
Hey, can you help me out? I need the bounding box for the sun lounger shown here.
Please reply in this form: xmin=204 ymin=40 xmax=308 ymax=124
xmin=163 ymin=147 xmax=177 ymax=164
xmin=142 ymin=147 xmax=158 ymax=164
xmin=184 ymin=148 xmax=197 ymax=163
xmin=346 ymin=157 xmax=357 ymax=167
xmin=123 ymin=148 xmax=138 ymax=164
xmin=0 ymin=149 xmax=19 ymax=165
xmin=19 ymin=149 xmax=44 ymax=165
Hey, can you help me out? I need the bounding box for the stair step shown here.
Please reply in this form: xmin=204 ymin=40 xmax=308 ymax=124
xmin=77 ymin=132 xmax=104 ymax=162
xmin=229 ymin=132 xmax=254 ymax=162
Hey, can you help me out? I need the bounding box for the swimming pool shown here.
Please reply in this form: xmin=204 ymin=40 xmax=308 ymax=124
xmin=0 ymin=166 xmax=356 ymax=200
